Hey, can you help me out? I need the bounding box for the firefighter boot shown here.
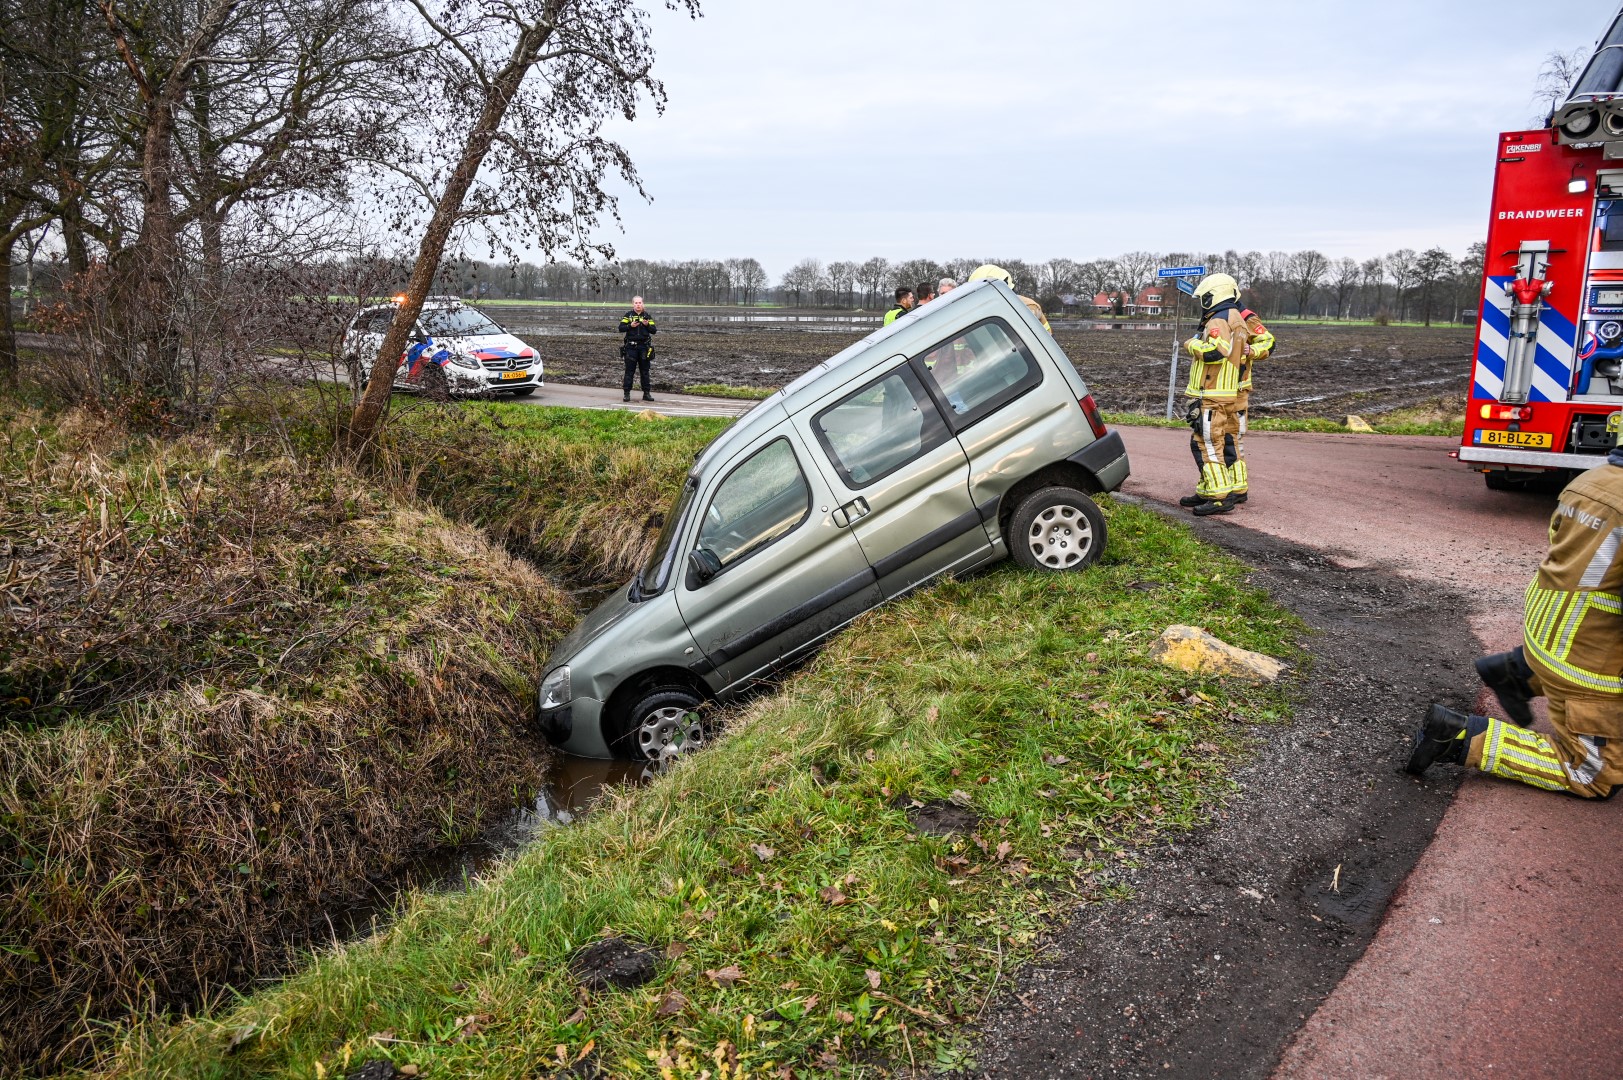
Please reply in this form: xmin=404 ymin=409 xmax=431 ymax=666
xmin=1474 ymin=648 xmax=1536 ymax=728
xmin=1406 ymin=704 xmax=1469 ymax=775
xmin=1179 ymin=493 xmax=1208 ymax=507
xmin=1192 ymin=498 xmax=1236 ymax=517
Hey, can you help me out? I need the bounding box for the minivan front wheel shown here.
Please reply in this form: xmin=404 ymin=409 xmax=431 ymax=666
xmin=1008 ymin=486 xmax=1106 ymax=571
xmin=611 ymin=688 xmax=705 ymax=763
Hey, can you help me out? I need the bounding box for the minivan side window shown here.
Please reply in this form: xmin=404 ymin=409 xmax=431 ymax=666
xmin=693 ymin=439 xmax=810 ymax=570
xmin=914 ymin=318 xmax=1042 ymax=429
xmin=812 ymin=364 xmax=951 ymax=489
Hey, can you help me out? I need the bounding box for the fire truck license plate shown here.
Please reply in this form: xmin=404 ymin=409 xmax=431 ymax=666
xmin=500 ymin=370 xmax=529 ymax=381
xmin=1474 ymin=429 xmax=1552 ymax=449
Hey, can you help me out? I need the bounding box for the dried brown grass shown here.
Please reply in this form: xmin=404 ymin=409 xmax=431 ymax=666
xmin=0 ymin=407 xmax=576 ymax=1074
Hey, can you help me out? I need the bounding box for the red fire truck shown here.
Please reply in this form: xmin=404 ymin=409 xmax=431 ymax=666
xmin=1462 ymin=13 xmax=1623 ymax=487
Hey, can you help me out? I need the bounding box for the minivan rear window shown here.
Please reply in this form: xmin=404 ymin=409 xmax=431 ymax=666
xmin=914 ymin=318 xmax=1042 ymax=429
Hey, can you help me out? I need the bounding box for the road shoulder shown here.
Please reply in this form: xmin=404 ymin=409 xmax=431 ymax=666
xmin=965 ymin=507 xmax=1473 ymax=1080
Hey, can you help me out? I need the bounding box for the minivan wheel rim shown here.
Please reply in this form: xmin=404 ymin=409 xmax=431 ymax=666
xmin=1027 ymin=504 xmax=1091 ymax=569
xmin=637 ymin=706 xmax=704 ymax=763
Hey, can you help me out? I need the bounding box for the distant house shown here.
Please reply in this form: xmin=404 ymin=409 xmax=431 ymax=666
xmin=1091 ymin=287 xmax=1167 ymax=315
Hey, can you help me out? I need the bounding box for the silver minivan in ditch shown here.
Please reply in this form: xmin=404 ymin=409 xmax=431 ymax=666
xmin=537 ymin=279 xmax=1130 ymax=760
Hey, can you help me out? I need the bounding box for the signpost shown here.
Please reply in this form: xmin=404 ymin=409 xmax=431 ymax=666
xmin=1158 ymin=266 xmax=1205 ymax=418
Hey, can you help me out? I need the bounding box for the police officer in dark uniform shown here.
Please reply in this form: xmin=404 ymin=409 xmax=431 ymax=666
xmin=619 ymin=295 xmax=656 ymax=402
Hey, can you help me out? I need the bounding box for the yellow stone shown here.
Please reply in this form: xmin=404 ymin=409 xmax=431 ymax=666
xmin=1149 ymin=624 xmax=1286 ymax=681
xmin=1344 ymin=414 xmax=1375 ymax=433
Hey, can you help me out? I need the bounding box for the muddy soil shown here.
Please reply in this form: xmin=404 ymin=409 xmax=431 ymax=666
xmin=960 ymin=505 xmax=1475 ymax=1080
xmin=504 ymin=305 xmax=1474 ymax=422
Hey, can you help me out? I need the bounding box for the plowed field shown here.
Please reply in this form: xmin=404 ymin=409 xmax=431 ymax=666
xmin=503 ymin=304 xmax=1475 ymax=421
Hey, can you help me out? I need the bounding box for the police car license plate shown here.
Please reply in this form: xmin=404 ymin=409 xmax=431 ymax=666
xmin=500 ymin=370 xmax=529 ymax=381
xmin=1474 ymin=429 xmax=1552 ymax=449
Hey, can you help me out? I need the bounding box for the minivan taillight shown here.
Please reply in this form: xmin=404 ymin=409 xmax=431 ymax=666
xmin=1079 ymin=393 xmax=1108 ymax=439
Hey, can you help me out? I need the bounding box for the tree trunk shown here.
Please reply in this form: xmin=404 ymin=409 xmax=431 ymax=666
xmin=345 ymin=18 xmax=556 ymax=452
xmin=0 ymin=233 xmax=16 ymax=390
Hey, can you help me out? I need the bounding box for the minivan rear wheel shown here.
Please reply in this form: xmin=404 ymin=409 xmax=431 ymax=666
xmin=610 ymin=687 xmax=705 ymax=763
xmin=1008 ymin=486 xmax=1106 ymax=571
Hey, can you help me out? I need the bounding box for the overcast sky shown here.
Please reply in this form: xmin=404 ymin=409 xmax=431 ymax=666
xmin=583 ymin=0 xmax=1612 ymax=278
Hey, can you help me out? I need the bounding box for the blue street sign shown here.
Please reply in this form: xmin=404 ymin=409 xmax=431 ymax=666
xmin=1157 ymin=265 xmax=1206 ymax=278
xmin=1175 ymin=277 xmax=1196 ymax=295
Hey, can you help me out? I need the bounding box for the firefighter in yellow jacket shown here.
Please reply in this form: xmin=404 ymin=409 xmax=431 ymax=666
xmin=967 ymin=264 xmax=1051 ymax=332
xmin=1178 ymin=274 xmax=1248 ymax=516
xmin=1229 ymin=308 xmax=1274 ymax=504
xmin=1408 ymin=446 xmax=1623 ymax=796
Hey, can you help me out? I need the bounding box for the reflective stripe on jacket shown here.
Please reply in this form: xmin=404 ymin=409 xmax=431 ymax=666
xmin=1523 ymin=463 xmax=1623 ymax=694
xmin=1183 ymin=312 xmax=1247 ymax=401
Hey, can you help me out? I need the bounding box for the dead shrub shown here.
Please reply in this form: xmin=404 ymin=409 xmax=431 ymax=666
xmin=0 ymin=407 xmax=575 ymax=1072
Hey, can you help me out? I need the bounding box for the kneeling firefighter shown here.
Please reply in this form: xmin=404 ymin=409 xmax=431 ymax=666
xmin=1179 ymin=273 xmax=1249 ymax=516
xmin=1408 ymin=446 xmax=1623 ymax=796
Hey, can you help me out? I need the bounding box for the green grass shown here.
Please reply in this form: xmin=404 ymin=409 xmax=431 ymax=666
xmin=89 ymin=498 xmax=1301 ymax=1078
xmin=384 ymin=401 xmax=730 ymax=584
xmin=1103 ymin=404 xmax=1465 ymax=438
xmin=682 ymin=383 xmax=778 ymax=400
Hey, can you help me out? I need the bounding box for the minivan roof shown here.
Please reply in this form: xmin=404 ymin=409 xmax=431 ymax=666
xmin=690 ymin=280 xmax=1038 ymax=477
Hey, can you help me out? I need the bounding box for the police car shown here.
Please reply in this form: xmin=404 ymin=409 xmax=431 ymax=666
xmin=342 ymin=296 xmax=542 ymax=397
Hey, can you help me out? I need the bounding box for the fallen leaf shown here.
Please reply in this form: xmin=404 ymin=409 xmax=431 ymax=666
xmin=779 ymin=980 xmax=800 ymax=990
xmin=655 ymin=990 xmax=689 ymax=1018
xmin=803 ymin=993 xmax=820 ymax=1010
xmin=948 ymin=789 xmax=973 ymax=807
xmin=576 ymin=1038 xmax=595 ymax=1062
xmin=994 ymin=841 xmax=1013 ymax=861
xmin=1085 ymin=651 xmax=1098 ymax=662
xmin=865 ymin=748 xmax=876 ymax=762
xmin=1043 ymin=754 xmax=1070 ymax=766
xmin=705 ymin=964 xmax=744 ymax=987
xmin=562 ymin=1007 xmax=586 ymax=1026
xmin=751 ymin=843 xmax=775 ymax=862
xmin=926 ymin=706 xmax=939 ymax=722
xmin=665 ymin=942 xmax=687 ymax=960
xmin=818 ymin=886 xmax=850 ymax=906
xmin=398 ymin=1067 xmax=420 ymax=1078
xmin=836 ymin=1010 xmax=855 ymax=1024
xmin=865 ymin=969 xmax=882 ymax=989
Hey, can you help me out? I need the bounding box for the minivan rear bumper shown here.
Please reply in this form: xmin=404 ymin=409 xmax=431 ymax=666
xmin=1068 ymin=430 xmax=1130 ymax=492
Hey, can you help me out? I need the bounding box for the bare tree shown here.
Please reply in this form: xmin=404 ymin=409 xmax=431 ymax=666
xmin=727 ymin=256 xmax=766 ymax=305
xmin=1077 ymin=258 xmax=1117 ymax=313
xmin=1286 ymin=249 xmax=1329 ymax=317
xmin=856 ymin=256 xmax=888 ymax=309
xmin=1534 ymin=47 xmax=1587 ymax=123
xmin=1114 ymin=250 xmax=1159 ymax=309
xmin=347 ymin=0 xmax=702 ymax=448
xmin=1360 ymin=256 xmax=1386 ymax=319
xmin=780 ymin=257 xmax=820 ymax=308
xmin=825 ymin=259 xmax=857 ymax=308
xmin=1414 ymin=246 xmax=1455 ymax=327
xmin=1330 ymin=256 xmax=1360 ymax=320
xmin=1386 ymin=248 xmax=1419 ymax=322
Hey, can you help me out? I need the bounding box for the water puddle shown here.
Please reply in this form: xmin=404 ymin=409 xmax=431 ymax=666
xmin=492 ymin=755 xmax=663 ymax=845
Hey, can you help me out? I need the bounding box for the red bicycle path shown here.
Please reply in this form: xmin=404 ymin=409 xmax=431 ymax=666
xmin=1115 ymin=425 xmax=1622 ymax=1080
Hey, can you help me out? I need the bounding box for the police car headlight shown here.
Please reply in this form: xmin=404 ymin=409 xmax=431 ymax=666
xmin=539 ymin=665 xmax=572 ymax=709
xmin=449 ymin=352 xmax=480 ymax=369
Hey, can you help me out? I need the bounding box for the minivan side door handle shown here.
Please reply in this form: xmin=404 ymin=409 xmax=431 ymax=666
xmin=832 ymin=497 xmax=870 ymax=528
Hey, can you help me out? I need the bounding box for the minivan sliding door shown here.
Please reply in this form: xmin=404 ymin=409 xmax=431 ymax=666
xmin=799 ymin=361 xmax=990 ymax=599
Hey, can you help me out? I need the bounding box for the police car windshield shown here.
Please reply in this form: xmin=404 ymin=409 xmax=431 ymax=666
xmin=419 ymin=307 xmax=503 ymax=337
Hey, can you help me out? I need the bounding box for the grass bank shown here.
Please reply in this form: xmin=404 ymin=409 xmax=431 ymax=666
xmin=0 ymin=404 xmax=579 ymax=1073
xmin=1103 ymin=398 xmax=1465 ymax=438
xmin=384 ymin=403 xmax=730 ymax=585
xmin=681 ymin=383 xmax=777 ymax=400
xmin=91 ymin=499 xmax=1300 ymax=1079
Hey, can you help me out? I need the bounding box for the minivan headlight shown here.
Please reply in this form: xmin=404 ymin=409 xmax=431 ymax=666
xmin=539 ymin=665 xmax=572 ymax=709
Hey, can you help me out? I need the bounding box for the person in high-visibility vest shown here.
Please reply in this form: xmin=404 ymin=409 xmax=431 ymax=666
xmin=1408 ymin=446 xmax=1623 ymax=795
xmin=1177 ymin=273 xmax=1248 ymax=516
xmin=883 ymin=286 xmax=915 ymax=325
xmin=1227 ymin=308 xmax=1275 ymax=504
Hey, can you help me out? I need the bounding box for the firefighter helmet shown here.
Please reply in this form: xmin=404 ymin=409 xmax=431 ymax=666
xmin=1194 ymin=273 xmax=1240 ymax=312
xmin=968 ymin=264 xmax=1015 ymax=287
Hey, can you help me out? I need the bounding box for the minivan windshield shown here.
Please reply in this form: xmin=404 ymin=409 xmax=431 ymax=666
xmin=419 ymin=307 xmax=504 ymax=337
xmin=634 ymin=477 xmax=698 ymax=600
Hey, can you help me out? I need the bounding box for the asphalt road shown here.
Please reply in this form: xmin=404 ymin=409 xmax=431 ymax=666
xmin=526 ymin=381 xmax=757 ymax=420
xmin=1118 ymin=426 xmax=1622 ymax=1080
